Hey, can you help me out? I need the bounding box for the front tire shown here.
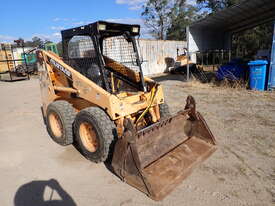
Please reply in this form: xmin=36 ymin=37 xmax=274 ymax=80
xmin=46 ymin=101 xmax=76 ymax=146
xmin=74 ymin=107 xmax=116 ymax=163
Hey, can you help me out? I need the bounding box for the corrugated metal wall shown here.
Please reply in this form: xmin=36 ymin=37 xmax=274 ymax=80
xmin=188 ymin=27 xmax=231 ymax=63
xmin=67 ymin=37 xmax=186 ymax=76
xmin=138 ymin=39 xmax=186 ymax=75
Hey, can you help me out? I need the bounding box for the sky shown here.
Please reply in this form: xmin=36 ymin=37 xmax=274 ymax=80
xmin=0 ymin=0 xmax=196 ymax=43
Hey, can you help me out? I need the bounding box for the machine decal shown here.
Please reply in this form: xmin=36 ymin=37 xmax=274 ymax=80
xmin=49 ymin=58 xmax=72 ymax=78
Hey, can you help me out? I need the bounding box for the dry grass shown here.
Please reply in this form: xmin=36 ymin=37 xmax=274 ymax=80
xmin=215 ymin=79 xmax=248 ymax=89
xmin=184 ymin=79 xmax=214 ymax=89
xmin=184 ymin=78 xmax=248 ymax=91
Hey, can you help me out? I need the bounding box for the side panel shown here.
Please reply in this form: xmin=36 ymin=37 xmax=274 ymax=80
xmin=39 ymin=50 xmax=165 ymax=120
xmin=38 ymin=60 xmax=57 ymax=115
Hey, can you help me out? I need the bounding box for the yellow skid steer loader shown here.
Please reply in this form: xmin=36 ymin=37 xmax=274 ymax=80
xmin=37 ymin=21 xmax=217 ymax=201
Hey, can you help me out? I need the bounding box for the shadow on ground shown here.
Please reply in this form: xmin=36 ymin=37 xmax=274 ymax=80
xmin=151 ymin=73 xmax=187 ymax=82
xmin=14 ymin=179 xmax=77 ymax=206
xmin=151 ymin=71 xmax=216 ymax=84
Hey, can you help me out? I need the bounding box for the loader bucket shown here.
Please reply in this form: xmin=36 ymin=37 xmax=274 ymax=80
xmin=111 ymin=96 xmax=217 ymax=201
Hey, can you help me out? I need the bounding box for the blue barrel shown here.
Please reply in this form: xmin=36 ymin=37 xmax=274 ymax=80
xmin=248 ymin=60 xmax=268 ymax=91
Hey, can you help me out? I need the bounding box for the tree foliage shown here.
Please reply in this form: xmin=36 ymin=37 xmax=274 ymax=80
xmin=232 ymin=23 xmax=274 ymax=59
xmin=56 ymin=41 xmax=63 ymax=56
xmin=17 ymin=37 xmax=53 ymax=48
xmin=142 ymin=0 xmax=199 ymax=40
xmin=141 ymin=0 xmax=174 ymax=40
xmin=167 ymin=3 xmax=199 ymax=40
xmin=196 ymin=0 xmax=242 ymax=12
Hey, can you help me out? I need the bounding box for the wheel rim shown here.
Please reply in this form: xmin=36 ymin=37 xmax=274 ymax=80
xmin=49 ymin=112 xmax=63 ymax=138
xmin=79 ymin=122 xmax=98 ymax=153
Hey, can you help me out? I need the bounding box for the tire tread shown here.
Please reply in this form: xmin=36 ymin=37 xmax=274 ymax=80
xmin=74 ymin=107 xmax=116 ymax=163
xmin=46 ymin=100 xmax=76 ymax=146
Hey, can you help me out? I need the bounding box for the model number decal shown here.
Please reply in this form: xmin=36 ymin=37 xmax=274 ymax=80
xmin=49 ymin=58 xmax=72 ymax=78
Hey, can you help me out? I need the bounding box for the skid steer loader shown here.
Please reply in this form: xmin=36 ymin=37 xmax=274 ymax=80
xmin=37 ymin=21 xmax=217 ymax=201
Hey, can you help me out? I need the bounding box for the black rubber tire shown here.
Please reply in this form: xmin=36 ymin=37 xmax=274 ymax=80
xmin=74 ymin=107 xmax=116 ymax=163
xmin=159 ymin=103 xmax=171 ymax=118
xmin=46 ymin=101 xmax=76 ymax=146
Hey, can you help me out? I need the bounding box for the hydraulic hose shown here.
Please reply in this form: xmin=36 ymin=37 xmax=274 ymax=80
xmin=136 ymin=85 xmax=157 ymax=124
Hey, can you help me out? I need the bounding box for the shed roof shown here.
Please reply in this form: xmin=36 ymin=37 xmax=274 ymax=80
xmin=191 ymin=0 xmax=275 ymax=33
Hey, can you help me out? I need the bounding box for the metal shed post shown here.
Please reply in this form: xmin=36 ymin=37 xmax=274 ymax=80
xmin=186 ymin=26 xmax=190 ymax=81
xmin=268 ymin=21 xmax=275 ymax=90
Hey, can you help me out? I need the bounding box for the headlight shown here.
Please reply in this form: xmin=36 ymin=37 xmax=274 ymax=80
xmin=98 ymin=24 xmax=106 ymax=31
xmin=132 ymin=27 xmax=139 ymax=33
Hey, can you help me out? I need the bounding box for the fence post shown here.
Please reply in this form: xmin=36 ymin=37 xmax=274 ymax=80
xmin=3 ymin=44 xmax=13 ymax=81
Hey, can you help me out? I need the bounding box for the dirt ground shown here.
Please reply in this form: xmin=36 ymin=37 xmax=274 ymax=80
xmin=0 ymin=75 xmax=274 ymax=206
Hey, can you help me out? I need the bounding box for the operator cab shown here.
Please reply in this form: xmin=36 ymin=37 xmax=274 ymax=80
xmin=61 ymin=21 xmax=147 ymax=94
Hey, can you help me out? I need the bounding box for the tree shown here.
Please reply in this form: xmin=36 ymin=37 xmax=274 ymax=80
xmin=56 ymin=41 xmax=63 ymax=56
xmin=23 ymin=37 xmax=44 ymax=47
xmin=142 ymin=0 xmax=200 ymax=40
xmin=22 ymin=37 xmax=53 ymax=48
xmin=31 ymin=37 xmax=44 ymax=47
xmin=196 ymin=0 xmax=242 ymax=12
xmin=232 ymin=22 xmax=273 ymax=59
xmin=44 ymin=39 xmax=53 ymax=44
xmin=142 ymin=0 xmax=174 ymax=40
xmin=166 ymin=2 xmax=199 ymax=40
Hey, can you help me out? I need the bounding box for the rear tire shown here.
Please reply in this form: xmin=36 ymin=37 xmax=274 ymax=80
xmin=159 ymin=103 xmax=171 ymax=118
xmin=46 ymin=101 xmax=76 ymax=146
xmin=74 ymin=107 xmax=116 ymax=163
